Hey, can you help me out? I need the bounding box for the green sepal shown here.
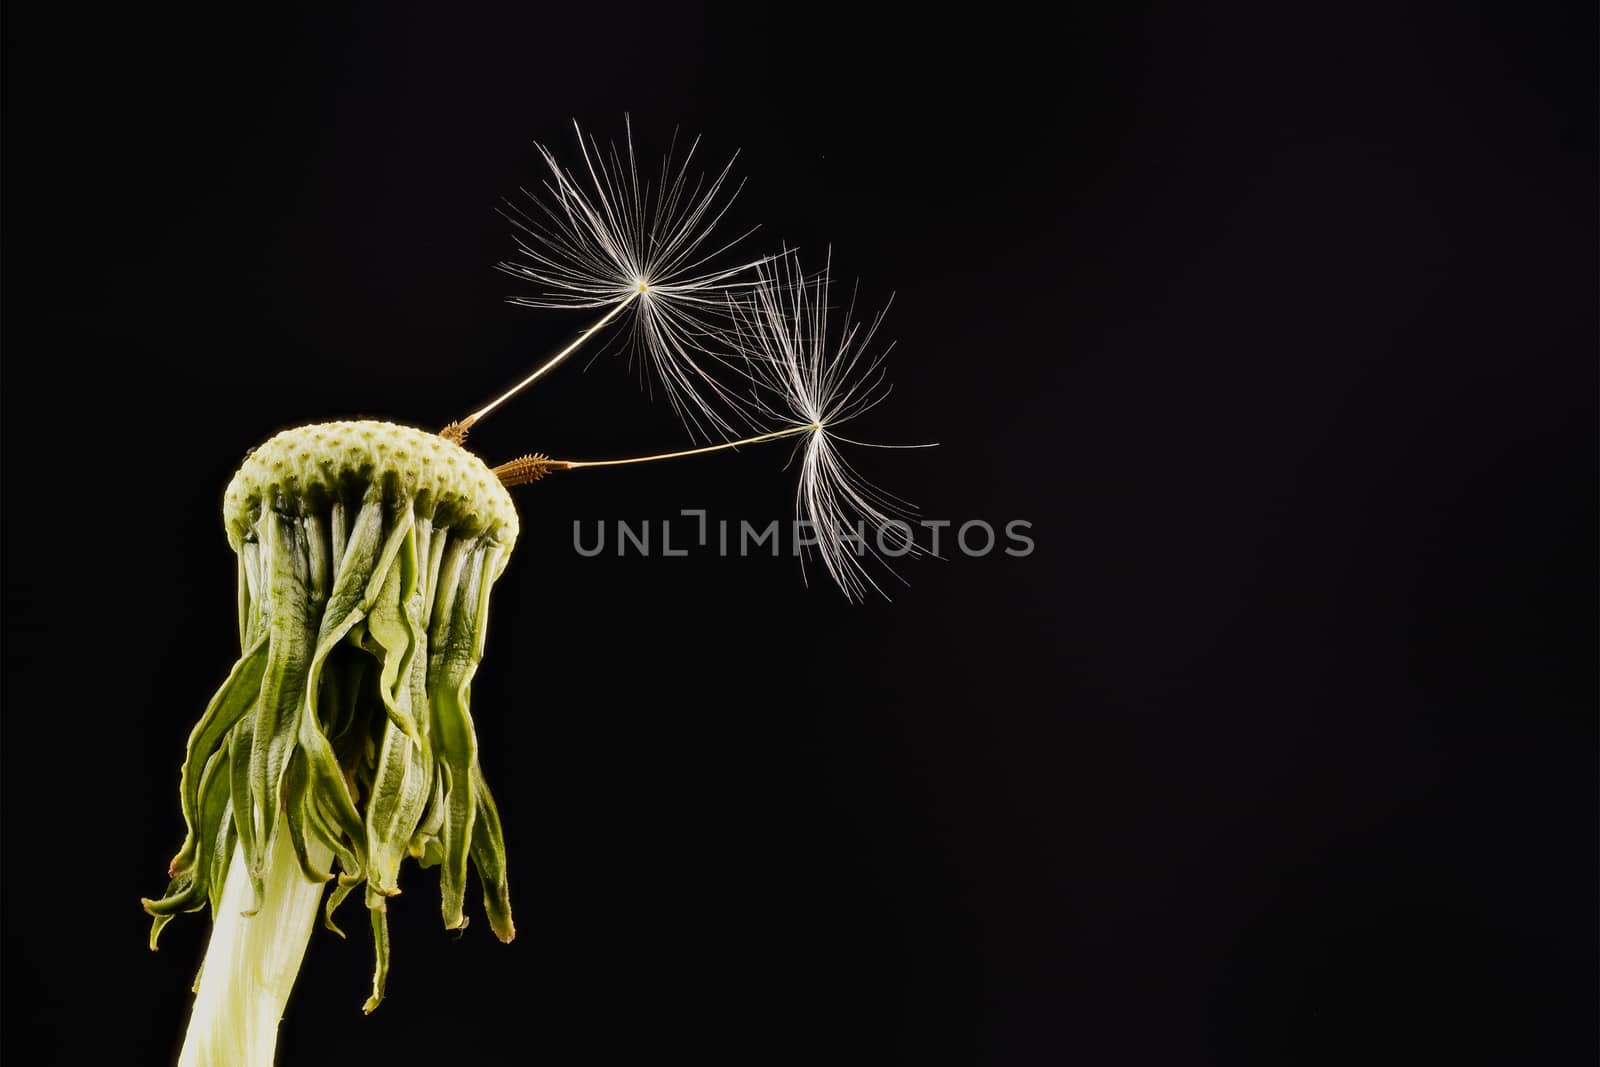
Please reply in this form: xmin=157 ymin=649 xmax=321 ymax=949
xmin=250 ymin=508 xmax=314 ymax=882
xmin=145 ymin=747 xmax=233 ymax=919
xmin=168 ymin=634 xmax=268 ymax=877
xmin=365 ymin=715 xmax=432 ymax=897
xmin=408 ymin=769 xmax=448 ymax=868
xmin=304 ymin=790 xmax=362 ymax=882
xmin=207 ymin=813 xmax=237 ymax=920
xmin=283 ymin=750 xmax=333 ymax=884
xmin=149 ymin=913 xmax=174 ymax=951
xmin=364 ymin=514 xmax=423 ymax=745
xmin=228 ymin=716 xmax=264 ymax=915
xmin=324 ymin=871 xmax=362 ymax=938
xmin=361 ymin=904 xmax=390 ymax=1014
xmin=470 ymin=761 xmax=515 ymax=943
xmin=428 ymin=541 xmax=492 ymax=931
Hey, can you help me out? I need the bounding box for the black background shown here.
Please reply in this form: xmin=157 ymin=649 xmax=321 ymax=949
xmin=2 ymin=3 xmax=1594 ymax=1063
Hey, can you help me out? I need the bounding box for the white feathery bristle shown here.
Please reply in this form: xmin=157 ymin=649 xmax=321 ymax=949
xmin=499 ymin=116 xmax=772 ymax=438
xmin=734 ymin=253 xmax=925 ymax=602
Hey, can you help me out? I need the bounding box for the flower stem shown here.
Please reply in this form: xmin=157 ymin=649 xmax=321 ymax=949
xmin=180 ymin=830 xmax=331 ymax=1067
xmin=561 ymin=424 xmax=818 ymax=469
xmin=445 ymin=291 xmax=642 ymax=443
xmin=490 ymin=424 xmax=819 ymax=487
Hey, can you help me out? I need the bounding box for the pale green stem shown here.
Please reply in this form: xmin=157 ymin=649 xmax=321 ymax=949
xmin=180 ymin=830 xmax=331 ymax=1067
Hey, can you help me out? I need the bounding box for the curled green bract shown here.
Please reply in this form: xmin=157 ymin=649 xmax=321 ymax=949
xmin=144 ymin=421 xmax=520 ymax=1011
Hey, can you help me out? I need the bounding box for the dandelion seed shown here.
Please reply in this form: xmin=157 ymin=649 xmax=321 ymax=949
xmin=447 ymin=117 xmax=774 ymax=443
xmin=736 ymin=254 xmax=930 ymax=601
xmin=492 ymin=253 xmax=931 ymax=602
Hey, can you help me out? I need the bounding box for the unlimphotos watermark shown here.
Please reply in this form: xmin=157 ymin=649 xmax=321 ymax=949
xmin=571 ymin=510 xmax=1035 ymax=559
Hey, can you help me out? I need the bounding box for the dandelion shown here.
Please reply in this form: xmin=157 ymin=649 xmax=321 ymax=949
xmin=443 ymin=117 xmax=773 ymax=444
xmin=146 ymin=126 xmax=929 ymax=1067
xmin=493 ymin=254 xmax=930 ymax=601
xmin=145 ymin=423 xmax=519 ymax=1064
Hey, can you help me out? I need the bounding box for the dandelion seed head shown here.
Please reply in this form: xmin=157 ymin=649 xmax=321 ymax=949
xmin=497 ymin=117 xmax=773 ymax=438
xmin=734 ymin=253 xmax=927 ymax=602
